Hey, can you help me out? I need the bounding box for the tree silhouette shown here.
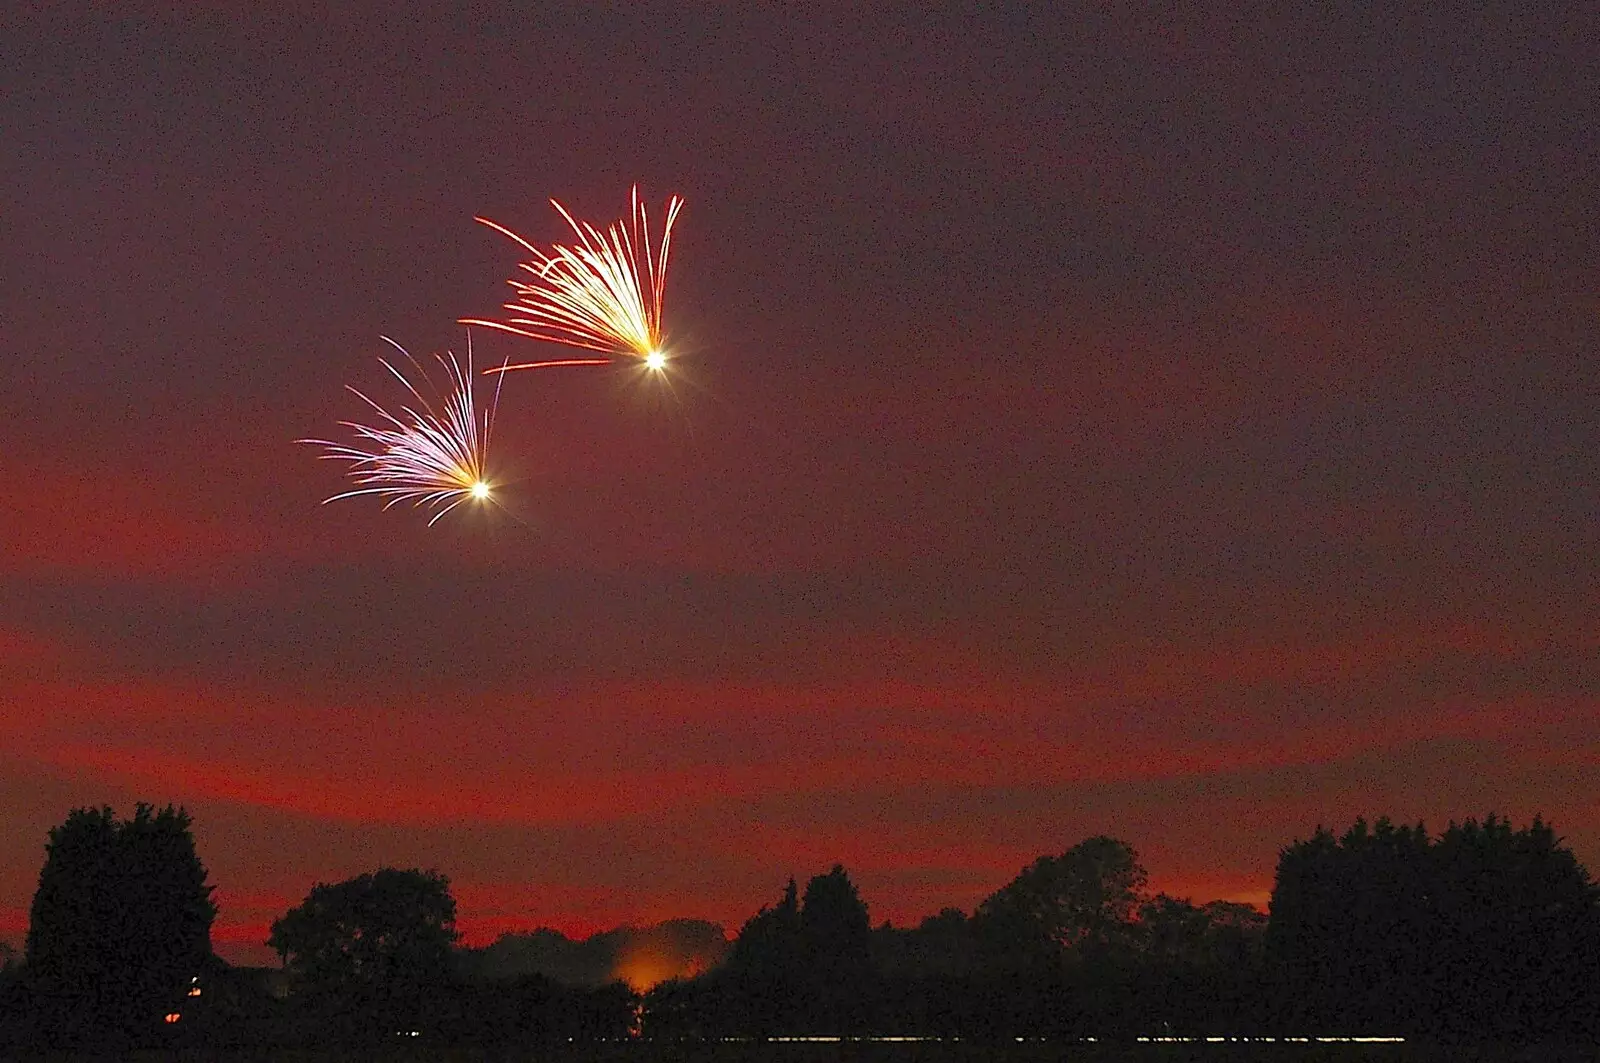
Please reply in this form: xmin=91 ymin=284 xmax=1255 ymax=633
xmin=874 ymin=907 xmax=973 ymax=978
xmin=717 ymin=877 xmax=802 ymax=1034
xmin=715 ymin=868 xmax=877 ymax=1033
xmin=798 ymin=864 xmax=872 ymax=1032
xmin=1132 ymin=894 xmax=1268 ymax=1034
xmin=1268 ymin=814 xmax=1600 ymax=1040
xmin=1138 ymin=895 xmax=1265 ymax=968
xmin=270 ymin=867 xmax=459 ymax=989
xmin=800 ymin=864 xmax=870 ymax=968
xmin=727 ymin=876 xmax=800 ymax=977
xmin=974 ymin=836 xmax=1147 ymax=964
xmin=269 ymin=867 xmax=458 ymax=1038
xmin=24 ymin=804 xmax=216 ymax=1046
xmin=1268 ymin=817 xmax=1435 ymax=1032
xmin=1426 ymin=815 xmax=1600 ymax=1039
xmin=0 ymin=940 xmax=21 ymax=1037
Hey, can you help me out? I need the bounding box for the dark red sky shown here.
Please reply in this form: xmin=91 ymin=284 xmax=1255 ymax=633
xmin=1 ymin=4 xmax=1595 ymax=965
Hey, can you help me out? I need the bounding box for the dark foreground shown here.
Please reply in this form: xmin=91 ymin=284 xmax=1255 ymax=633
xmin=8 ymin=1039 xmax=1584 ymax=1063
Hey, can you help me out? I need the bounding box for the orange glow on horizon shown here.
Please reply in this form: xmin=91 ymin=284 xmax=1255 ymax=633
xmin=614 ymin=950 xmax=709 ymax=992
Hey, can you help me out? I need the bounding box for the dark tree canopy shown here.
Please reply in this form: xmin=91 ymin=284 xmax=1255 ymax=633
xmin=1139 ymin=895 xmax=1265 ymax=969
xmin=974 ymin=836 xmax=1148 ymax=963
xmin=873 ymin=907 xmax=974 ymax=978
xmin=1268 ymin=814 xmax=1600 ymax=1040
xmin=728 ymin=876 xmax=800 ymax=977
xmin=799 ymin=864 xmax=870 ymax=967
xmin=25 ymin=804 xmax=216 ymax=1046
xmin=269 ymin=867 xmax=459 ymax=992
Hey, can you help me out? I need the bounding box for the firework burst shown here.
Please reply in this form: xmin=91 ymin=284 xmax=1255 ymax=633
xmin=462 ymin=186 xmax=684 ymax=372
xmin=300 ymin=337 xmax=503 ymax=526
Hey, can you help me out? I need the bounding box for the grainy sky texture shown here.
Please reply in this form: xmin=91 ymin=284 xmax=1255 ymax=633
xmin=1 ymin=4 xmax=1595 ymax=964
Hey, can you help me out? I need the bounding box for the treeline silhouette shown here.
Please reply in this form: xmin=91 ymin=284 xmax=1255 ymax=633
xmin=460 ymin=919 xmax=729 ymax=988
xmin=0 ymin=806 xmax=1596 ymax=1050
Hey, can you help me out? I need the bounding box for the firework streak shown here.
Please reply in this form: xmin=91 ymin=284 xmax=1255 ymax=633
xmin=299 ymin=338 xmax=502 ymax=526
xmin=463 ymin=186 xmax=684 ymax=370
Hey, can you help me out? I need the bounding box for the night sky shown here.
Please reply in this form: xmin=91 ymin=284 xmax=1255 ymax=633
xmin=1 ymin=4 xmax=1595 ymax=966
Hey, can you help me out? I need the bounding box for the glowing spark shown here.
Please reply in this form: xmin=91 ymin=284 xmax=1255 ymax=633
xmin=482 ymin=357 xmax=611 ymax=377
xmin=299 ymin=337 xmax=503 ymax=527
xmin=462 ymin=186 xmax=684 ymax=367
xmin=644 ymin=350 xmax=667 ymax=371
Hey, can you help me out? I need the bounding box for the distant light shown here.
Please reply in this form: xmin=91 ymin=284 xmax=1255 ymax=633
xmin=1134 ymin=1035 xmax=1404 ymax=1044
xmin=470 ymin=481 xmax=491 ymax=501
xmin=164 ymin=1013 xmax=181 ymax=1024
xmin=187 ymin=987 xmax=202 ymax=997
xmin=644 ymin=351 xmax=667 ymax=371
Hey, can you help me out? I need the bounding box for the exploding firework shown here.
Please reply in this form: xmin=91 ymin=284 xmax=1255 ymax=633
xmin=462 ymin=186 xmax=684 ymax=371
xmin=300 ymin=337 xmax=502 ymax=526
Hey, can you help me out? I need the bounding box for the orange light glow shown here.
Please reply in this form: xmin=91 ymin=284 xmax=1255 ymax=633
xmin=613 ymin=949 xmax=710 ymax=992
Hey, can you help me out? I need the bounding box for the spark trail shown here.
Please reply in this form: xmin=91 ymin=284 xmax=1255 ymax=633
xmin=463 ymin=187 xmax=684 ymax=372
xmin=300 ymin=337 xmax=503 ymax=526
